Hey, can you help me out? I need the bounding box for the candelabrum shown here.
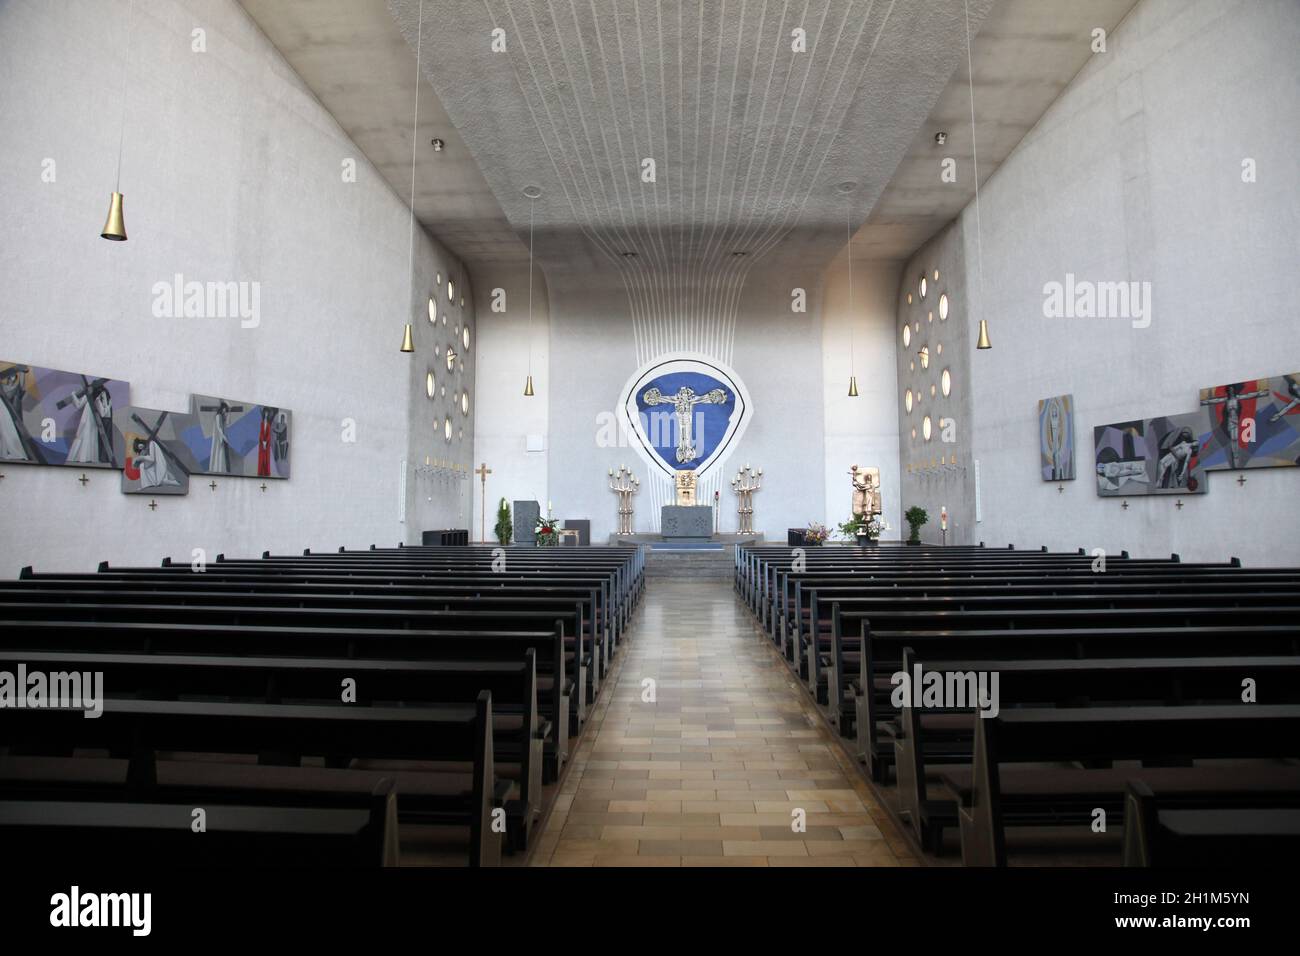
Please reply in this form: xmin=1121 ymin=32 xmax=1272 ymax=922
xmin=731 ymin=464 xmax=762 ymax=534
xmin=416 ymin=459 xmax=468 ymax=501
xmin=608 ymin=465 xmax=640 ymax=535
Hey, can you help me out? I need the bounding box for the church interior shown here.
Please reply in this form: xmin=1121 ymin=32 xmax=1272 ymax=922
xmin=1 ymin=0 xmax=1298 ymax=925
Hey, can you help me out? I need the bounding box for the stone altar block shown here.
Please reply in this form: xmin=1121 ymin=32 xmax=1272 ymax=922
xmin=513 ymin=500 xmax=540 ymax=546
xmin=661 ymin=505 xmax=713 ymax=540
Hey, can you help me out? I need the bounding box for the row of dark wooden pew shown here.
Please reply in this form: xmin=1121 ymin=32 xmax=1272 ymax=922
xmin=0 ymin=544 xmax=643 ymax=866
xmin=734 ymin=542 xmax=1300 ymax=866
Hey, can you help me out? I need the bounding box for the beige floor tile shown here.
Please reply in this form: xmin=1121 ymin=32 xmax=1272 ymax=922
xmin=532 ymin=578 xmax=911 ymax=869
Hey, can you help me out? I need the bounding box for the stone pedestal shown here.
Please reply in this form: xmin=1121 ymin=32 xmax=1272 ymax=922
xmin=513 ymin=500 xmax=540 ymax=546
xmin=661 ymin=505 xmax=713 ymax=540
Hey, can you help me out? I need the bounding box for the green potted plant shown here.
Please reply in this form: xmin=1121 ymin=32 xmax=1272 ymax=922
xmin=904 ymin=506 xmax=928 ymax=546
xmin=494 ymin=497 xmax=512 ymax=546
xmin=837 ymin=514 xmax=880 ymax=546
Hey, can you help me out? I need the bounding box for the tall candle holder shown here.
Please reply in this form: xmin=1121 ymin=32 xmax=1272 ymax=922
xmin=731 ymin=464 xmax=762 ymax=534
xmin=608 ymin=465 xmax=640 ymax=535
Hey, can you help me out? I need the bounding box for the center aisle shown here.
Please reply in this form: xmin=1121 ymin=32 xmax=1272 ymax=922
xmin=531 ymin=576 xmax=917 ymax=866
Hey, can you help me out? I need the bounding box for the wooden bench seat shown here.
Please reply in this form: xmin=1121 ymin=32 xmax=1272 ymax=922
xmin=0 ymin=694 xmax=504 ymax=866
xmin=947 ymin=705 xmax=1300 ymax=866
xmin=0 ymin=647 xmax=547 ymax=849
xmin=1124 ymin=779 xmax=1300 ymax=866
xmin=0 ymin=795 xmax=399 ymax=867
xmin=0 ymin=616 xmax=574 ymax=781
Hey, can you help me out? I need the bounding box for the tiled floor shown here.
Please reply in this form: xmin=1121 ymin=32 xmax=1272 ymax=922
xmin=530 ymin=577 xmax=917 ymax=867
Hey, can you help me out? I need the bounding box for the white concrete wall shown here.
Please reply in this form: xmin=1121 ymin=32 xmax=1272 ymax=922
xmin=822 ymin=257 xmax=903 ymax=540
xmin=468 ymin=253 xmax=905 ymax=546
xmin=963 ymin=0 xmax=1300 ymax=566
xmin=469 ymin=262 xmax=550 ymax=542
xmin=0 ymin=0 xmax=473 ymax=576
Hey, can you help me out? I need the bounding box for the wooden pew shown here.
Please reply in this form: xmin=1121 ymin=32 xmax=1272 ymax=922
xmin=827 ymin=599 xmax=1300 ymax=736
xmin=0 ymin=780 xmax=399 ymax=866
xmin=37 ymin=568 xmax=621 ymax=677
xmin=0 ymin=618 xmax=573 ymax=782
xmin=0 ymin=693 xmax=504 ymax=866
xmin=848 ymin=618 xmax=1300 ymax=781
xmin=894 ymin=653 xmax=1300 ymax=851
xmin=950 ymin=704 xmax=1300 ymax=866
xmin=0 ymin=647 xmax=545 ymax=850
xmin=0 ymin=599 xmax=589 ymax=727
xmin=1122 ymin=780 xmax=1300 ymax=866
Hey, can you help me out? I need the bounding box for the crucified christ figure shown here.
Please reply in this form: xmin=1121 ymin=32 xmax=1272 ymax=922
xmin=642 ymin=385 xmax=728 ymax=464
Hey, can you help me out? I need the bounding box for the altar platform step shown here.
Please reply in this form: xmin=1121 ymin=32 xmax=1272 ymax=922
xmin=605 ymin=532 xmax=766 ymax=546
xmin=642 ymin=545 xmax=739 ymax=579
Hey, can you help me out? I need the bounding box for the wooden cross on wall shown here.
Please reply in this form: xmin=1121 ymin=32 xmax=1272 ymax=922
xmin=475 ymin=462 xmax=492 ymax=543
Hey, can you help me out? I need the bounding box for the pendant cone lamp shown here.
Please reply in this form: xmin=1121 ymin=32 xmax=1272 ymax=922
xmin=101 ymin=192 xmax=127 ymax=241
xmin=102 ymin=0 xmax=135 ymax=241
xmin=965 ymin=0 xmax=992 ymax=350
xmin=399 ymin=0 xmax=426 ymax=354
xmin=523 ymin=190 xmax=538 ymax=397
xmin=844 ymin=202 xmax=859 ymax=396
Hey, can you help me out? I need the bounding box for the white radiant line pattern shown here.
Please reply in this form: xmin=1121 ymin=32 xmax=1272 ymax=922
xmin=477 ymin=0 xmax=899 ymax=366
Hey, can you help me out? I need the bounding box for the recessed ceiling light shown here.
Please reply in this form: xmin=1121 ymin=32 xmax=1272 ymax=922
xmin=621 ymin=251 xmax=637 ymax=258
xmin=731 ymin=251 xmax=748 ymax=257
xmin=834 ymin=180 xmax=857 ymax=194
xmin=522 ymin=185 xmax=543 ymax=199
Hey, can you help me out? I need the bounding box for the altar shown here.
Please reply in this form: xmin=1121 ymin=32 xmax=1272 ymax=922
xmin=660 ymin=505 xmax=713 ymax=541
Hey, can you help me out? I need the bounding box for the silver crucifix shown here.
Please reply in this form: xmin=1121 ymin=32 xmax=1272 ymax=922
xmin=642 ymin=385 xmax=728 ymax=464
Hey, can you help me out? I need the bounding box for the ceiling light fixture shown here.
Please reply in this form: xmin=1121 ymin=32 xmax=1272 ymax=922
xmin=399 ymin=0 xmax=427 ymax=354
xmin=523 ymin=186 xmax=540 ymax=396
xmin=430 ymin=138 xmax=444 ymax=152
xmin=101 ymin=0 xmax=135 ymax=240
xmin=845 ymin=202 xmax=859 ymax=397
xmin=934 ymin=131 xmax=947 ymax=146
xmin=965 ymin=0 xmax=992 ymax=350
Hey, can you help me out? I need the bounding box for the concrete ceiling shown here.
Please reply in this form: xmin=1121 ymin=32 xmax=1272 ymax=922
xmin=238 ymin=0 xmax=520 ymax=262
xmin=846 ymin=0 xmax=1141 ymax=263
xmin=389 ymin=0 xmax=996 ymax=277
xmin=240 ymin=0 xmax=1139 ymax=274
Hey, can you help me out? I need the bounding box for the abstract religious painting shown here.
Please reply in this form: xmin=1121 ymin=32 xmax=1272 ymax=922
xmin=1093 ymin=413 xmax=1207 ymax=497
xmin=1038 ymin=393 xmax=1076 ymax=481
xmin=1197 ymin=373 xmax=1300 ymax=470
xmin=617 ymin=353 xmax=752 ymax=483
xmin=186 ymin=394 xmax=291 ymax=479
xmin=114 ymin=405 xmax=201 ymax=495
xmin=0 ymin=361 xmax=131 ymax=468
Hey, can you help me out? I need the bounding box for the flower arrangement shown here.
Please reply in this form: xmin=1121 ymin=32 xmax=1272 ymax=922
xmin=837 ymin=514 xmax=884 ymax=541
xmin=534 ymin=511 xmax=560 ymax=547
xmin=803 ymin=521 xmax=830 ymax=545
